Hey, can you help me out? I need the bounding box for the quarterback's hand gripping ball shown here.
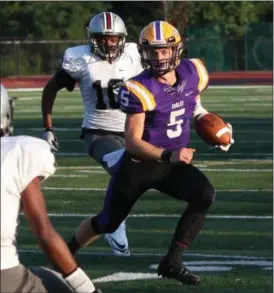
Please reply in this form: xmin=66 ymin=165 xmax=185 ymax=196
xmin=195 ymin=113 xmax=234 ymax=152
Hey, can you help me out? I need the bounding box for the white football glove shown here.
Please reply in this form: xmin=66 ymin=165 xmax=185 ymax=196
xmin=214 ymin=123 xmax=234 ymax=152
xmin=65 ymin=268 xmax=101 ymax=293
xmin=42 ymin=128 xmax=59 ymax=152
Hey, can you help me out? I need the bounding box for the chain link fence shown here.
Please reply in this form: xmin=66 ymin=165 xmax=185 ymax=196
xmin=0 ymin=23 xmax=272 ymax=77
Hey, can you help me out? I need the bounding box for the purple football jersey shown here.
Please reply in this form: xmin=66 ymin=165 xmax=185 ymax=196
xmin=119 ymin=59 xmax=209 ymax=151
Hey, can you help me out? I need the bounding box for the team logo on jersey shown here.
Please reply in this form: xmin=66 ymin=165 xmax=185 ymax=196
xmin=177 ymin=79 xmax=187 ymax=94
xmin=163 ymin=79 xmax=187 ymax=96
xmin=163 ymin=87 xmax=176 ymax=95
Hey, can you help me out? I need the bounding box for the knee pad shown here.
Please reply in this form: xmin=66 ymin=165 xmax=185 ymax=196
xmin=91 ymin=213 xmax=121 ymax=235
xmin=191 ymin=183 xmax=216 ymax=212
xmin=201 ymin=183 xmax=216 ymax=204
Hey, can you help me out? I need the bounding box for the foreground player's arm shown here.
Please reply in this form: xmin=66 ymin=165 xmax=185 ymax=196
xmin=125 ymin=113 xmax=165 ymax=160
xmin=20 ymin=142 xmax=97 ymax=293
xmin=21 ymin=178 xmax=97 ymax=292
xmin=21 ymin=177 xmax=78 ymax=276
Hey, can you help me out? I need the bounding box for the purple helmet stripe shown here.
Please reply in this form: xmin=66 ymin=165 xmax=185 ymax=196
xmin=155 ymin=21 xmax=161 ymax=41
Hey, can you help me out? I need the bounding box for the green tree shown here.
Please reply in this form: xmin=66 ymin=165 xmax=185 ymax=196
xmin=0 ymin=2 xmax=112 ymax=76
xmin=186 ymin=1 xmax=273 ymax=69
xmin=0 ymin=1 xmax=112 ymax=40
xmin=111 ymin=1 xmax=162 ymax=41
xmin=0 ymin=1 xmax=272 ymax=75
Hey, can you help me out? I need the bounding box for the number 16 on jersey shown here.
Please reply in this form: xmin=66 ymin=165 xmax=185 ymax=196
xmin=93 ymin=79 xmax=123 ymax=110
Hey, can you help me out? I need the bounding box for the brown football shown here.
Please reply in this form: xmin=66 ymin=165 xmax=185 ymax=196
xmin=194 ymin=113 xmax=231 ymax=146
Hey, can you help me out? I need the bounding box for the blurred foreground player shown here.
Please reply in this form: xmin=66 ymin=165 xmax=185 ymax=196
xmin=1 ymin=84 xmax=101 ymax=293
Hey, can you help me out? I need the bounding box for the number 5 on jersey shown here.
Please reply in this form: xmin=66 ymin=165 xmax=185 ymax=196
xmin=167 ymin=108 xmax=185 ymax=138
xmin=120 ymin=90 xmax=130 ymax=107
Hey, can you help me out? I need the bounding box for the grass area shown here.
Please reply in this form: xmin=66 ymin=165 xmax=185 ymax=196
xmin=14 ymin=86 xmax=273 ymax=293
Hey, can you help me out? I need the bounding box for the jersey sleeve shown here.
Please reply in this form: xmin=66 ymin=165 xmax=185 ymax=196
xmin=193 ymin=95 xmax=208 ymax=118
xmin=187 ymin=59 xmax=209 ymax=93
xmin=134 ymin=59 xmax=144 ymax=76
xmin=119 ymin=80 xmax=156 ymax=114
xmin=118 ymin=85 xmax=144 ymax=114
xmin=54 ymin=68 xmax=76 ymax=92
xmin=123 ymin=43 xmax=144 ymax=76
xmin=129 ymin=43 xmax=144 ymax=76
xmin=18 ymin=139 xmax=56 ymax=192
xmin=61 ymin=47 xmax=86 ymax=80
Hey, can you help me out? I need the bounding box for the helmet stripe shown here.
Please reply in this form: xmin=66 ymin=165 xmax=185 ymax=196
xmin=103 ymin=13 xmax=107 ymax=30
xmin=155 ymin=21 xmax=162 ymax=41
xmin=105 ymin=12 xmax=112 ymax=30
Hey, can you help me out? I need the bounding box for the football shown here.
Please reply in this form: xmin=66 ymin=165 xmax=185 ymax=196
xmin=194 ymin=113 xmax=231 ymax=146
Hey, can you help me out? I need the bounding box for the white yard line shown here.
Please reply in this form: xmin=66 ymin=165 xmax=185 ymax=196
xmin=53 ymin=168 xmax=272 ymax=176
xmin=199 ymin=168 xmax=272 ymax=172
xmin=56 ymin=162 xmax=272 ymax=170
xmin=8 ymin=87 xmax=82 ymax=92
xmin=230 ymin=159 xmax=272 ymax=163
xmin=57 ymin=139 xmax=272 ymax=143
xmin=22 ymin=212 xmax=271 ymax=220
xmin=58 ymin=166 xmax=103 ymax=169
xmin=149 ymin=260 xmax=273 ymax=270
xmin=17 ymin=248 xmax=272 ymax=259
xmin=42 ymin=187 xmax=272 ymax=192
xmin=53 ymin=174 xmax=90 ymax=177
xmin=17 ymin=128 xmax=273 ymax=132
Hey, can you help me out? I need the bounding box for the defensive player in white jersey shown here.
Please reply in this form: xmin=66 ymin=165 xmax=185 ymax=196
xmin=41 ymin=12 xmax=143 ymax=257
xmin=1 ymin=85 xmax=101 ymax=293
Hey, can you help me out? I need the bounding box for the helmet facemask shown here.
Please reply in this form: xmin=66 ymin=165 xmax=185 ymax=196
xmin=139 ymin=41 xmax=183 ymax=76
xmin=90 ymin=33 xmax=126 ymax=63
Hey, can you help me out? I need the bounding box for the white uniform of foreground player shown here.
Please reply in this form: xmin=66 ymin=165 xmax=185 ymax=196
xmin=1 ymin=84 xmax=101 ymax=293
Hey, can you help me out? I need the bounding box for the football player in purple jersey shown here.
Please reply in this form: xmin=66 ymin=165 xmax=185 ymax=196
xmin=67 ymin=21 xmax=234 ymax=285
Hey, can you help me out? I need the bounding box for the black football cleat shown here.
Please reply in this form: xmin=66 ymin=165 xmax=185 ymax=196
xmin=157 ymin=258 xmax=200 ymax=285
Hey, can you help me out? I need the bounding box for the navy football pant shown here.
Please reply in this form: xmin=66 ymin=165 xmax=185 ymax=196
xmin=92 ymin=151 xmax=216 ymax=238
xmin=81 ymin=128 xmax=125 ymax=175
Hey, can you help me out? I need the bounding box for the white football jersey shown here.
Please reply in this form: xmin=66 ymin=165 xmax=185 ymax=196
xmin=62 ymin=42 xmax=143 ymax=132
xmin=1 ymin=136 xmax=56 ymax=270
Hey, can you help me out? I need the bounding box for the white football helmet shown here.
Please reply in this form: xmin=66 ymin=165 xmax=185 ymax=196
xmin=1 ymin=84 xmax=14 ymax=136
xmin=87 ymin=12 xmax=127 ymax=62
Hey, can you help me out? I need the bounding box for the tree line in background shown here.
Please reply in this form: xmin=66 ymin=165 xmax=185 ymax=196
xmin=1 ymin=1 xmax=272 ymax=40
xmin=0 ymin=1 xmax=272 ymax=75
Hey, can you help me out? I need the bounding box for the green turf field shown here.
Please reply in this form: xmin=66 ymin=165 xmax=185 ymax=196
xmin=13 ymin=86 xmax=273 ymax=293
